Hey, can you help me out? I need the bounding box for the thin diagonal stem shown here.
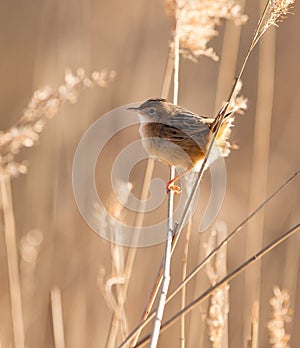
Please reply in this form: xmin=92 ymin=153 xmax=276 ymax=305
xmin=166 ymin=168 xmax=300 ymax=304
xmin=118 ymin=167 xmax=299 ymax=348
xmin=135 ymin=222 xmax=300 ymax=347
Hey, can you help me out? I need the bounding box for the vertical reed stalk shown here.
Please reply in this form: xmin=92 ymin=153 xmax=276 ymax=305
xmin=149 ymin=3 xmax=180 ymax=346
xmin=217 ymin=226 xmax=229 ymax=348
xmin=214 ymin=0 xmax=246 ymax=111
xmin=180 ymin=219 xmax=192 ymax=348
xmin=0 ymin=174 xmax=25 ymax=348
xmin=109 ymin=243 xmax=128 ymax=346
xmin=128 ymin=44 xmax=175 ymax=348
xmin=243 ymin=0 xmax=276 ymax=340
xmin=206 ymin=225 xmax=229 ymax=348
xmin=51 ymin=287 xmax=66 ymax=348
xmin=109 ymin=22 xmax=175 ymax=348
xmin=283 ymin=229 xmax=300 ymax=314
xmin=247 ymin=301 xmax=259 ymax=348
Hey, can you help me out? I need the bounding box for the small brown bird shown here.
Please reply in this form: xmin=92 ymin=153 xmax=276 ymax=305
xmin=128 ymin=98 xmax=235 ymax=193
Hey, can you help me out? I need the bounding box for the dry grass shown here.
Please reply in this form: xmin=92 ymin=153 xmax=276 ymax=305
xmin=0 ymin=0 xmax=299 ymax=347
xmin=268 ymin=286 xmax=292 ymax=348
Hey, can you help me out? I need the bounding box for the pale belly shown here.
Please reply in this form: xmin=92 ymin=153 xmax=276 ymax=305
xmin=139 ymin=124 xmax=223 ymax=170
xmin=141 ymin=136 xmax=194 ymax=169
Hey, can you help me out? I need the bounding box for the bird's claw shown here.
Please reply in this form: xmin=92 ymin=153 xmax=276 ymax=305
xmin=166 ymin=182 xmax=182 ymax=195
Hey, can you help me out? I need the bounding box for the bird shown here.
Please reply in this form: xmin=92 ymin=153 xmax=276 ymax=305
xmin=128 ymin=98 xmax=235 ymax=193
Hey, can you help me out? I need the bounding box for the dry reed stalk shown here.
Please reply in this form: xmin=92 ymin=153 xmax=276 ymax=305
xmin=180 ymin=218 xmax=192 ymax=348
xmin=122 ymin=21 xmax=177 ymax=348
xmin=243 ymin=0 xmax=276 ymax=341
xmin=166 ymin=169 xmax=300 ymax=306
xmin=0 ymin=173 xmax=25 ymax=348
xmin=282 ymin=224 xmax=300 ymax=316
xmin=120 ymin=159 xmax=155 ymax=348
xmin=130 ymin=0 xmax=247 ymax=342
xmin=128 ymin=31 xmax=176 ymax=348
xmin=135 ymin=78 xmax=245 ymax=341
xmin=117 ymin=13 xmax=182 ymax=348
xmin=214 ymin=0 xmax=247 ymax=110
xmin=96 ymin=181 xmax=132 ymax=347
xmin=187 ymin=241 xmax=208 ymax=348
xmin=122 ymin=0 xmax=294 ymax=346
xmin=247 ymin=301 xmax=259 ymax=348
xmin=108 ymin=181 xmax=134 ymax=342
xmin=144 ymin=0 xmax=247 ymax=343
xmin=109 ymin=243 xmax=128 ymax=342
xmin=51 ymin=287 xmax=66 ymax=348
xmin=105 ymin=52 xmax=174 ymax=341
xmin=19 ymin=229 xmax=43 ymax=330
xmin=206 ymin=225 xmax=229 ymax=348
xmin=267 ymin=286 xmax=292 ymax=348
xmin=149 ymin=2 xmax=181 ymax=345
xmin=119 ymin=168 xmax=300 ymax=348
xmin=0 ymin=68 xmax=114 ymax=348
xmin=157 ymin=3 xmax=295 ymax=340
xmin=233 ymin=0 xmax=295 ymax=88
xmin=134 ymin=222 xmax=300 ymax=348
xmin=217 ymin=225 xmax=229 ymax=348
xmin=149 ymin=163 xmax=175 ymax=348
xmin=161 ymin=46 xmax=175 ymax=100
xmin=179 ymin=172 xmax=198 ymax=348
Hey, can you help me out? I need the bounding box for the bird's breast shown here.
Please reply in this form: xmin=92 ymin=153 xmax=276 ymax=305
xmin=139 ymin=123 xmax=198 ymax=169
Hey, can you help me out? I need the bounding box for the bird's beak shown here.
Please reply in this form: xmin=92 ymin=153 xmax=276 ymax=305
xmin=127 ymin=106 xmax=140 ymax=111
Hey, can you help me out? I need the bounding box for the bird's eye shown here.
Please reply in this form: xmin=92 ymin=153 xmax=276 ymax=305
xmin=148 ymin=108 xmax=155 ymax=115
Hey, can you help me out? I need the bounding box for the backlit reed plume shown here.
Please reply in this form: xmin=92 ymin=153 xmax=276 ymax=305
xmin=268 ymin=286 xmax=292 ymax=348
xmin=265 ymin=0 xmax=295 ymax=30
xmin=0 ymin=68 xmax=116 ymax=178
xmin=165 ymin=0 xmax=247 ymax=61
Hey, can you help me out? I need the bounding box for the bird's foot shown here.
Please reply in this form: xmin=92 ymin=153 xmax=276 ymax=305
xmin=166 ymin=181 xmax=182 ymax=195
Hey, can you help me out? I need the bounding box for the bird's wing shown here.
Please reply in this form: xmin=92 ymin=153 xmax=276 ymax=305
xmin=166 ymin=111 xmax=212 ymax=137
xmin=151 ymin=112 xmax=212 ymax=152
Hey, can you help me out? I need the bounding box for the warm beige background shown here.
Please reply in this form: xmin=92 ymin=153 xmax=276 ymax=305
xmin=0 ymin=0 xmax=299 ymax=347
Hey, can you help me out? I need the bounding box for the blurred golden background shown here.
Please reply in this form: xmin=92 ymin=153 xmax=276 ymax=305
xmin=0 ymin=0 xmax=299 ymax=347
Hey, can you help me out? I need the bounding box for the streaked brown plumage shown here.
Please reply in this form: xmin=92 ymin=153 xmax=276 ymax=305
xmin=128 ymin=98 xmax=235 ymax=192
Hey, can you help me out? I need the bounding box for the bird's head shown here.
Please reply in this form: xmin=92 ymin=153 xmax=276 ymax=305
xmin=128 ymin=98 xmax=176 ymax=122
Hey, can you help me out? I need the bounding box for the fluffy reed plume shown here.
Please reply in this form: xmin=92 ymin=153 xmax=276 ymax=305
xmin=0 ymin=68 xmax=116 ymax=178
xmin=264 ymin=0 xmax=295 ymax=30
xmin=165 ymin=0 xmax=247 ymax=61
xmin=205 ymin=229 xmax=229 ymax=348
xmin=267 ymin=286 xmax=292 ymax=348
